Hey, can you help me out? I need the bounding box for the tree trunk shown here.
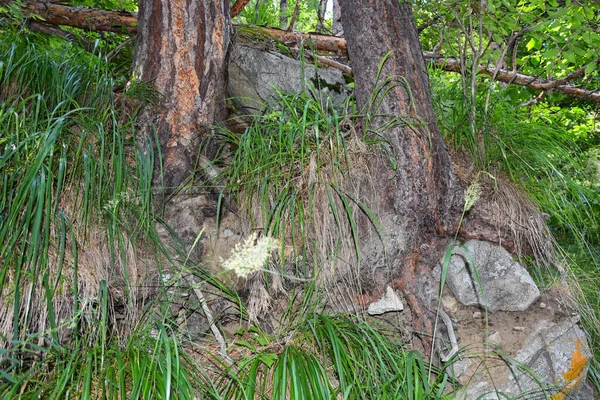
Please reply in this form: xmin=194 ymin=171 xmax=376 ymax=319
xmin=132 ymin=0 xmax=231 ymax=190
xmin=339 ymin=0 xmax=462 ymax=350
xmin=279 ymin=0 xmax=288 ymax=29
xmin=332 ymin=0 xmax=343 ymax=36
xmin=316 ymin=0 xmax=327 ymax=33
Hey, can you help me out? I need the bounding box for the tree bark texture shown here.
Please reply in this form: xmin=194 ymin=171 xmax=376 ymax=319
xmin=132 ymin=0 xmax=231 ymax=189
xmin=231 ymin=0 xmax=251 ymax=17
xmin=332 ymin=0 xmax=343 ymax=36
xmin=339 ymin=0 xmax=462 ymax=349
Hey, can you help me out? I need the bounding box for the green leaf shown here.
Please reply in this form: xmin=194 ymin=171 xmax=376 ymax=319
xmin=259 ymin=353 xmax=278 ymax=368
xmin=585 ymin=61 xmax=597 ymax=75
xmin=234 ymin=340 xmax=257 ymax=353
xmin=256 ymin=335 xmax=269 ymax=346
xmin=543 ymin=48 xmax=559 ymax=60
xmin=526 ymin=38 xmax=537 ymax=51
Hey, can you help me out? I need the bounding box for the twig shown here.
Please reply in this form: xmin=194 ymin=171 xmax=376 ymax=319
xmin=185 ymin=275 xmax=233 ymax=365
xmin=287 ymin=0 xmax=301 ymax=32
xmin=438 ymin=308 xmax=459 ymax=362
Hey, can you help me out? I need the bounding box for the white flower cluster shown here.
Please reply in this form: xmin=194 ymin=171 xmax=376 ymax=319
xmin=222 ymin=232 xmax=280 ymax=278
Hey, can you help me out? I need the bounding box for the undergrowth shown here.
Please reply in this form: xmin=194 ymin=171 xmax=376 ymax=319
xmin=431 ymin=70 xmax=600 ymax=376
xmin=0 ymin=26 xmax=447 ymax=399
xmin=2 ymin=15 xmax=598 ymax=399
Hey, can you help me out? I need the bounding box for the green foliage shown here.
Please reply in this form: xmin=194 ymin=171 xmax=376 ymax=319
xmin=219 ymin=85 xmax=373 ymax=269
xmin=431 ymin=70 xmax=600 ymax=371
xmin=222 ymin=314 xmax=450 ymax=400
xmin=416 ymin=0 xmax=599 ymax=106
xmin=234 ymin=0 xmax=330 ymax=32
xmin=0 ymin=27 xmax=226 ymax=399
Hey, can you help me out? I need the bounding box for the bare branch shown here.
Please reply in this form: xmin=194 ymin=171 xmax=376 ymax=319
xmin=5 ymin=0 xmax=599 ymax=104
xmin=231 ymin=0 xmax=251 ymax=18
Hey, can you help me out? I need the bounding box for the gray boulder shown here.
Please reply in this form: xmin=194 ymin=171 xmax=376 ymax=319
xmin=444 ymin=240 xmax=540 ymax=312
xmin=228 ymin=44 xmax=350 ymax=114
xmin=457 ymin=317 xmax=592 ymax=399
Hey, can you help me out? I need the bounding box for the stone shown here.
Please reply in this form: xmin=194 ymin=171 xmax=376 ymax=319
xmin=473 ymin=311 xmax=483 ymax=319
xmin=228 ymin=44 xmax=350 ymax=114
xmin=539 ymin=302 xmax=547 ymax=309
xmin=508 ymin=317 xmax=592 ymax=398
xmin=513 ymin=326 xmax=525 ymax=332
xmin=367 ymin=286 xmax=404 ymax=315
xmin=457 ymin=317 xmax=592 ymax=399
xmin=442 ymin=295 xmax=459 ymax=313
xmin=487 ymin=331 xmax=502 ymax=347
xmin=443 ymin=240 xmax=540 ymax=312
xmin=448 ymin=357 xmax=471 ymax=382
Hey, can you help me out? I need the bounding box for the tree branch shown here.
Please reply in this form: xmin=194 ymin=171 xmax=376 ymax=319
xmin=231 ymin=0 xmax=251 ymax=18
xmin=27 ymin=20 xmax=96 ymax=53
xmin=5 ymin=0 xmax=599 ymax=104
xmin=6 ymin=1 xmax=138 ymax=34
xmin=423 ymin=52 xmax=600 ymax=104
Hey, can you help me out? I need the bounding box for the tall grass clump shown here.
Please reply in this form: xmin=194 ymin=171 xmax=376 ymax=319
xmin=0 ymin=27 xmax=229 ymax=397
xmin=219 ymin=86 xmax=375 ymax=276
xmin=220 ymin=313 xmax=449 ymax=400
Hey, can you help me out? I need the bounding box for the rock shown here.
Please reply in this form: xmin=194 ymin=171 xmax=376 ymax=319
xmin=442 ymin=295 xmax=459 ymax=313
xmin=228 ymin=44 xmax=350 ymax=114
xmin=457 ymin=317 xmax=592 ymax=399
xmin=448 ymin=357 xmax=471 ymax=382
xmin=222 ymin=229 xmax=234 ymax=238
xmin=472 ymin=311 xmax=483 ymax=319
xmin=367 ymin=286 xmax=404 ymax=315
xmin=487 ymin=331 xmax=502 ymax=347
xmin=539 ymin=302 xmax=547 ymax=309
xmin=443 ymin=240 xmax=540 ymax=312
xmin=513 ymin=326 xmax=525 ymax=332
xmin=509 ymin=317 xmax=592 ymax=398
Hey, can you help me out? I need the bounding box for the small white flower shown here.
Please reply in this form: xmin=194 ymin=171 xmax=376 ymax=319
xmin=222 ymin=232 xmax=280 ymax=278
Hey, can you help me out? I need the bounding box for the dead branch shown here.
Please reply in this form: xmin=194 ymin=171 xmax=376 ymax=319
xmin=231 ymin=0 xmax=251 ymax=18
xmin=7 ymin=1 xmax=138 ymax=33
xmin=424 ymin=52 xmax=600 ymax=104
xmin=237 ymin=25 xmax=347 ymax=54
xmin=5 ymin=0 xmax=599 ymax=104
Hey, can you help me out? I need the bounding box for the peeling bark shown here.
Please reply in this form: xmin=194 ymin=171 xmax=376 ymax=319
xmin=132 ymin=0 xmax=231 ymax=189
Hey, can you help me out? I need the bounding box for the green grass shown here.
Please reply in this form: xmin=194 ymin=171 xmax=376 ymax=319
xmin=3 ymin=14 xmax=599 ymax=399
xmin=221 ymin=313 xmax=451 ymax=400
xmin=430 ymin=70 xmax=600 ymax=382
xmin=218 ymin=86 xmax=379 ymax=274
xmin=0 ymin=27 xmax=229 ymax=399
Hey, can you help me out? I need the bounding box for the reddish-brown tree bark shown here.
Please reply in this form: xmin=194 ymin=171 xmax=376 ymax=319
xmin=338 ymin=0 xmax=463 ymax=351
xmin=132 ymin=0 xmax=231 ymax=189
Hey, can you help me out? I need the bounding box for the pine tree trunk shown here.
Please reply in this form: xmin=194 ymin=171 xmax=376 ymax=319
xmin=132 ymin=0 xmax=231 ymax=190
xmin=339 ymin=0 xmax=462 ymax=350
